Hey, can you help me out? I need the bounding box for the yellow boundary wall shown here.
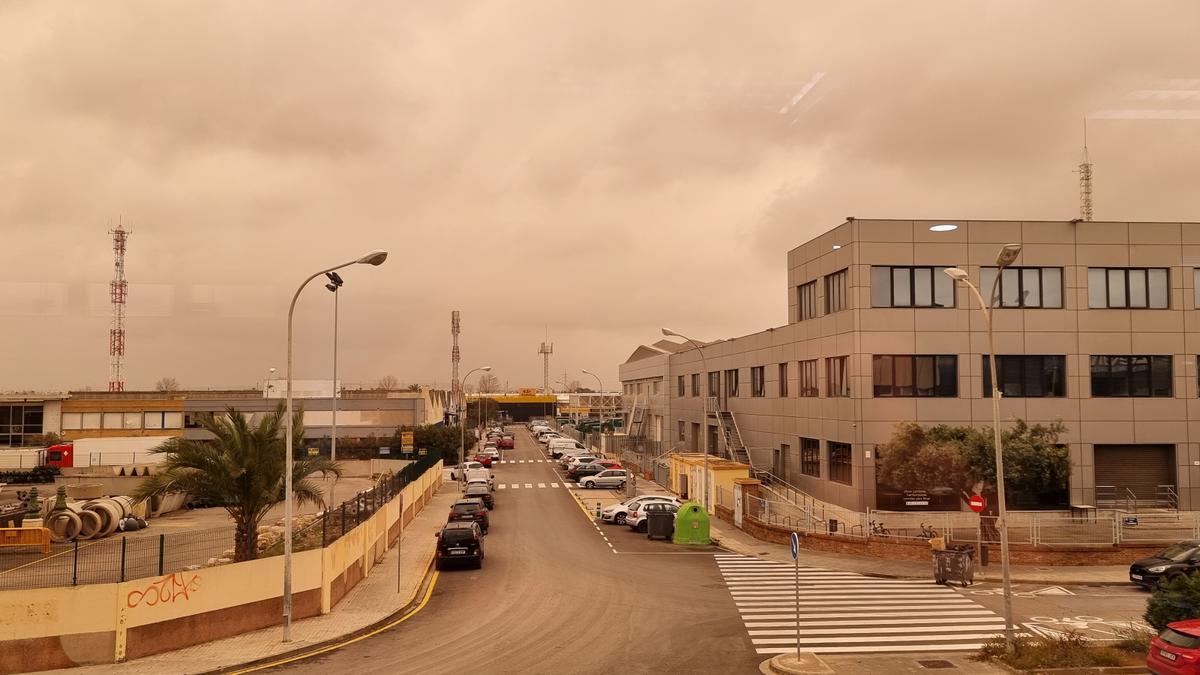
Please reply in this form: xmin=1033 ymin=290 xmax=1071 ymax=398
xmin=0 ymin=460 xmax=443 ymax=674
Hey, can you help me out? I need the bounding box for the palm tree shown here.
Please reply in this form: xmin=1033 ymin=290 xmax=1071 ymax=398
xmin=134 ymin=403 xmax=340 ymax=562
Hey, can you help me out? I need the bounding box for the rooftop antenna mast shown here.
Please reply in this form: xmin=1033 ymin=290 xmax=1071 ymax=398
xmin=538 ymin=329 xmax=553 ymax=394
xmin=108 ymin=219 xmax=130 ymax=392
xmin=451 ymin=310 xmax=461 ymax=416
xmin=1078 ymin=119 xmax=1094 ymax=221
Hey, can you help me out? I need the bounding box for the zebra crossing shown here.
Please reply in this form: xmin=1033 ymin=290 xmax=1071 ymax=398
xmin=494 ymin=459 xmax=553 ymax=464
xmin=495 ymin=482 xmax=586 ymax=489
xmin=716 ymin=553 xmax=1008 ymax=654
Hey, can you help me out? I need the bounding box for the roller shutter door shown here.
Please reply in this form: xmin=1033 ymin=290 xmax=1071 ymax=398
xmin=1094 ymin=444 xmax=1174 ymax=501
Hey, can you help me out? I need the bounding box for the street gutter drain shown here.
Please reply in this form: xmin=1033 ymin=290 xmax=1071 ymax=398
xmin=916 ymin=660 xmax=956 ymax=669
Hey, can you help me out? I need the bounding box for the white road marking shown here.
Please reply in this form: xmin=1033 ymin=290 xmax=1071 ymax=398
xmin=755 ymin=644 xmax=988 ymax=655
xmin=749 ymin=624 xmax=1006 ymax=637
xmin=524 ymin=483 xmax=533 ymax=489
xmin=497 ymin=484 xmax=507 ymax=489
xmin=550 ymin=483 xmax=560 ymax=488
xmin=509 ymin=484 xmax=519 ymax=490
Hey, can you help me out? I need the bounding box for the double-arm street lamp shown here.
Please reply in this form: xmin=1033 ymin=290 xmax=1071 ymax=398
xmin=580 ymin=369 xmax=605 ymax=437
xmin=661 ymin=328 xmax=712 ymax=513
xmin=944 ymin=242 xmax=1021 ymax=654
xmin=460 ymin=366 xmax=492 ymax=479
xmin=283 ymin=249 xmax=388 ymax=642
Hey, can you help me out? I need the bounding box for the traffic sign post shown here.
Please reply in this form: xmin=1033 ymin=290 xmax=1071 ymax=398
xmin=791 ymin=532 xmax=800 ymax=656
xmin=969 ymin=494 xmax=987 ymax=569
xmin=969 ymin=494 xmax=987 ymax=513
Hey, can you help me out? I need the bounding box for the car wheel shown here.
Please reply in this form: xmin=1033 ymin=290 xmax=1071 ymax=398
xmin=435 ymin=560 xmax=444 ymax=571
xmin=637 ymin=522 xmax=647 ymax=533
xmin=584 ymin=481 xmax=595 ymax=489
xmin=614 ymin=513 xmax=627 ymax=525
xmin=618 ymin=482 xmax=626 ymax=490
xmin=474 ymin=558 xmax=483 ymax=570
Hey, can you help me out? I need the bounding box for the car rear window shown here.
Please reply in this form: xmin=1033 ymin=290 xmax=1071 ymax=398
xmin=465 ymin=488 xmax=489 ymax=497
xmin=451 ymin=503 xmax=478 ymax=514
xmin=1161 ymin=628 xmax=1200 ymax=648
xmin=441 ymin=529 xmax=476 ymax=544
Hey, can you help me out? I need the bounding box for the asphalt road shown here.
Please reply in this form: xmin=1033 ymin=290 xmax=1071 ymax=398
xmin=276 ymin=427 xmax=761 ymax=675
xmin=959 ymin=581 xmax=1150 ymax=640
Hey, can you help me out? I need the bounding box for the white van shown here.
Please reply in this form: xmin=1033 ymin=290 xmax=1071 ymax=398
xmin=464 ymin=467 xmax=495 ymax=488
xmin=547 ymin=438 xmax=586 ymax=457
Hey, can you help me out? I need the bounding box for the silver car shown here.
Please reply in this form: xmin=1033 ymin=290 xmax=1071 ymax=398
xmin=579 ymin=469 xmax=628 ymax=490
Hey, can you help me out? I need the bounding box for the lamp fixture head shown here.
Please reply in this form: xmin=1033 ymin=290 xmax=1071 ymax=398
xmin=661 ymin=328 xmax=680 ymax=338
xmin=944 ymin=267 xmax=969 ymax=281
xmin=929 ymin=223 xmax=958 ymax=232
xmin=356 ymin=250 xmax=389 ymax=266
xmin=996 ymin=243 xmax=1022 ymax=268
xmin=325 ymin=283 xmax=338 ymax=292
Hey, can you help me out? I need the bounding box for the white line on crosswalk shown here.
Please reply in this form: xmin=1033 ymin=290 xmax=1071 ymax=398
xmin=740 ymin=610 xmax=997 ymax=620
xmin=550 ymin=483 xmax=559 ymax=488
xmin=752 ymin=632 xmax=1008 ymax=646
xmin=509 ymin=484 xmax=519 ymax=489
xmin=537 ymin=483 xmax=546 ymax=488
xmin=745 ymin=616 xmax=1002 ymax=628
xmin=749 ymin=624 xmax=1005 ymax=637
xmin=726 ymin=581 xmax=944 ymax=588
xmin=736 ymin=599 xmax=977 ymax=608
xmin=497 ymin=484 xmax=506 ymax=489
xmin=731 ymin=591 xmax=960 ymax=598
xmin=524 ymin=483 xmax=533 ymax=488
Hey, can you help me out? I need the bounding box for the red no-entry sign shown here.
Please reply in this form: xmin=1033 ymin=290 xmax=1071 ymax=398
xmin=969 ymin=494 xmax=987 ymax=513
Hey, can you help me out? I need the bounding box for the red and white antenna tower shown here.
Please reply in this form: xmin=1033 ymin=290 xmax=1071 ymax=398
xmin=108 ymin=221 xmax=130 ymax=392
xmin=451 ymin=310 xmax=461 ymax=413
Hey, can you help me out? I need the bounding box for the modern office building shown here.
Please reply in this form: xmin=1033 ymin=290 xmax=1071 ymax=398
xmin=0 ymin=393 xmax=67 ymax=446
xmin=621 ymin=218 xmax=1200 ymax=513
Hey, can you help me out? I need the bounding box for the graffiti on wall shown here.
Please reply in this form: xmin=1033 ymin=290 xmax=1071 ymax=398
xmin=126 ymin=572 xmax=202 ymax=609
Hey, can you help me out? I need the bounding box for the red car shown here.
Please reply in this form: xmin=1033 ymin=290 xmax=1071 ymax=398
xmin=472 ymin=454 xmax=494 ymax=468
xmin=1148 ymin=618 xmax=1200 ymax=674
xmin=498 ymin=437 xmax=515 ymax=450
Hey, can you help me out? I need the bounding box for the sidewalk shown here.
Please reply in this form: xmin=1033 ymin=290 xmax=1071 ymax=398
xmin=45 ymin=485 xmax=459 ymax=675
xmin=620 ymin=468 xmax=1133 ymax=586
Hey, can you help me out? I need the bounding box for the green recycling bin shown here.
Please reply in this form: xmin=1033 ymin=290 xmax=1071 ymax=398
xmin=672 ymin=502 xmax=711 ymax=546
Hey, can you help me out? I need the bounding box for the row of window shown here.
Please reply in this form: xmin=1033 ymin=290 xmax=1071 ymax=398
xmin=798 ymin=437 xmax=853 ymax=485
xmin=668 ymin=354 xmax=1182 ymax=399
xmin=61 ymin=411 xmax=184 ymax=431
xmin=797 ymin=265 xmax=1191 ymax=318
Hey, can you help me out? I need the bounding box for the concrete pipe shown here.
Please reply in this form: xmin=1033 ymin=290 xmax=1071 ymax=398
xmin=46 ymin=510 xmax=82 ymax=542
xmin=111 ymin=496 xmax=136 ymax=518
xmin=83 ymin=499 xmax=121 ymax=538
xmin=75 ymin=508 xmax=102 ymax=540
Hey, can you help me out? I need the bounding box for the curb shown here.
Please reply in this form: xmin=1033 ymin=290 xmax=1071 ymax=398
xmin=205 ymin=546 xmax=438 ymax=675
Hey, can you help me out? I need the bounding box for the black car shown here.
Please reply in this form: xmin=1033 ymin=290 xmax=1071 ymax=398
xmin=568 ymin=463 xmax=608 ymax=480
xmin=448 ymin=498 xmax=490 ymax=534
xmin=464 ymin=484 xmax=494 ymax=510
xmin=435 ymin=522 xmax=484 ymax=570
xmin=1129 ymin=540 xmax=1200 ymax=588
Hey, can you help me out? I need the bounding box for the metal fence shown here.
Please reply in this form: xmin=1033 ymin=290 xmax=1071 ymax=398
xmin=0 ymin=453 xmax=441 ymax=590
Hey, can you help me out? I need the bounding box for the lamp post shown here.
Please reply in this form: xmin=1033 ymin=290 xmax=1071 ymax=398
xmin=460 ymin=366 xmax=492 ymax=482
xmin=944 ymin=242 xmax=1021 ymax=654
xmin=265 ymin=367 xmax=277 ymax=396
xmin=662 ymin=328 xmax=712 ymax=513
xmin=581 ymin=369 xmax=605 ymax=445
xmin=283 ymin=249 xmax=388 ymax=643
xmin=324 ymin=272 xmax=344 ymax=509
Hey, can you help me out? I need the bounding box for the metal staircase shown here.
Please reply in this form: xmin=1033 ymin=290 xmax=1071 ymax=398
xmin=627 ymin=395 xmax=645 ymax=438
xmin=714 ymin=410 xmax=752 ymax=467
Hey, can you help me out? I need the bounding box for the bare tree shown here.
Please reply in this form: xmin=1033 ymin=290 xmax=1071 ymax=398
xmin=378 ymin=375 xmax=400 ymax=390
xmin=478 ymin=373 xmax=500 ymax=393
xmin=155 ymin=377 xmax=180 ymax=392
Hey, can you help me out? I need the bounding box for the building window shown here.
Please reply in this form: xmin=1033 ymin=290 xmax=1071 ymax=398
xmin=0 ymin=404 xmax=45 ymax=447
xmin=797 ymin=280 xmax=818 ymax=320
xmin=1090 ymin=356 xmax=1173 ymax=397
xmin=870 ymin=266 xmax=955 ymax=308
xmin=1087 ymin=268 xmax=1169 ymax=308
xmin=829 ymin=441 xmax=852 ymax=485
xmin=61 ymin=412 xmax=82 ymax=430
xmin=102 ymin=412 xmax=123 ymax=429
xmin=677 ymin=376 xmax=685 ymax=397
xmin=82 ymin=412 xmax=102 ymax=429
xmin=678 ymin=420 xmax=686 ymax=442
xmin=872 ymin=355 xmax=958 ymax=397
xmin=800 ymin=438 xmax=820 ymax=477
xmin=652 ymin=380 xmax=661 ymax=395
xmin=826 ymin=357 xmax=849 ymax=397
xmin=778 ymin=363 xmax=789 ymax=397
xmin=824 ymin=269 xmax=849 ymax=314
xmin=983 ymin=356 xmax=1066 ymax=397
xmin=724 ymin=369 xmax=739 ymax=398
xmin=691 ymin=373 xmax=700 ymax=397
xmin=708 ymin=372 xmax=720 ymax=398
xmin=799 ymin=360 xmax=819 ymax=397
xmin=144 ymin=412 xmax=164 ymax=430
xmin=980 ymin=267 xmax=1063 ymax=308
xmin=751 ymin=366 xmax=766 ymax=397
xmin=123 ymin=412 xmax=142 ymax=429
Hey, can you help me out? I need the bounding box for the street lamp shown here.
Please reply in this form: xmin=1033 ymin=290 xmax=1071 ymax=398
xmin=324 ymin=272 xmax=344 ymax=509
xmin=283 ymin=249 xmax=387 ymax=642
xmin=662 ymin=328 xmax=712 ymax=513
xmin=460 ymin=366 xmax=492 ymax=481
xmin=944 ymin=242 xmax=1021 ymax=654
xmin=265 ymin=367 xmax=277 ymax=396
xmin=580 ymin=369 xmax=605 ymax=440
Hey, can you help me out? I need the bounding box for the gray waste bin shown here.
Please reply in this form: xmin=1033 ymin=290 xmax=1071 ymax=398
xmin=932 ymin=544 xmax=974 ymax=586
xmin=646 ymin=511 xmax=675 ymax=540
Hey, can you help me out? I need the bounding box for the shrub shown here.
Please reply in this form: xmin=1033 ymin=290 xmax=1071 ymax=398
xmin=1146 ymin=573 xmax=1200 ymax=631
xmin=976 ymin=632 xmax=1131 ymax=669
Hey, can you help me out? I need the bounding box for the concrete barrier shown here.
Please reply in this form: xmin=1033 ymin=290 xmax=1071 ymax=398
xmin=0 ymin=460 xmax=444 ymax=674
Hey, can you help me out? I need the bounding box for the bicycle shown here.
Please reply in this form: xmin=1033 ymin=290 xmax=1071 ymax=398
xmin=920 ymin=522 xmax=938 ymax=539
xmin=870 ymin=520 xmax=890 ymax=536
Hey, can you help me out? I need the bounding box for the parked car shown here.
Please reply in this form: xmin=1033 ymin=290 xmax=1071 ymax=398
xmin=498 ymin=436 xmax=515 ymax=450
xmin=463 ymin=484 xmax=495 ymax=509
xmin=1130 ymin=541 xmax=1200 ymax=588
xmin=448 ymin=498 xmax=490 ymax=533
xmin=593 ymin=459 xmax=622 ymax=470
xmin=464 ymin=478 xmax=491 ymax=493
xmin=1147 ymin=618 xmax=1200 ymax=674
xmin=579 ymin=469 xmax=629 ymax=490
xmin=568 ymin=463 xmax=609 ymax=481
xmin=472 ymin=453 xmax=494 ymax=468
xmin=602 ymin=495 xmax=681 ymax=525
xmin=477 ymin=448 xmax=501 ymax=462
xmin=563 ymin=456 xmax=600 ymax=472
xmin=536 ymin=432 xmax=561 ymax=445
xmin=558 ymin=449 xmax=596 ymax=465
xmin=464 ymin=467 xmax=495 ymax=488
xmin=435 ymin=521 xmax=484 ymax=570
xmin=628 ymin=501 xmax=680 ymax=533
xmin=548 ymin=439 xmax=586 ymax=457
xmin=449 ymin=461 xmax=485 ymax=480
